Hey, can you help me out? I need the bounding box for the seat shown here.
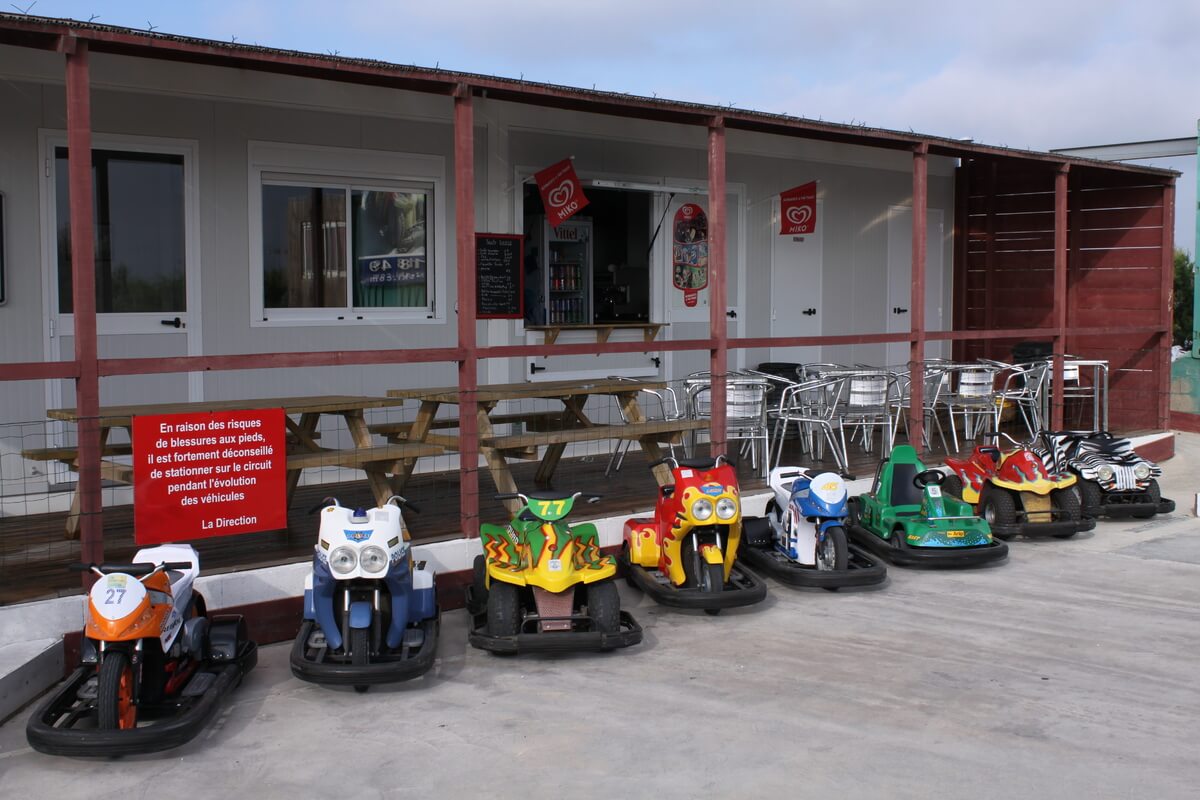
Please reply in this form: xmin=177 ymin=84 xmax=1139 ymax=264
xmin=891 ymin=364 xmax=951 ymax=453
xmin=831 ymin=369 xmax=899 ymax=463
xmin=768 ymin=376 xmax=846 ymax=474
xmin=992 ymin=361 xmax=1050 ymax=439
xmin=888 ymin=462 xmax=924 ymax=507
xmin=941 ymin=363 xmax=1002 ymax=450
xmin=603 ymin=377 xmax=685 ymax=477
xmin=687 ymin=374 xmax=772 ymax=477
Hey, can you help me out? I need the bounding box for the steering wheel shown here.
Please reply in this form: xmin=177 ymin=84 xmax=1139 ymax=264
xmin=913 ymin=469 xmax=946 ymax=489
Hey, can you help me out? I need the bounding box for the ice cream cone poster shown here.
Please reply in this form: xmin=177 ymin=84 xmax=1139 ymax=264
xmin=672 ymin=202 xmax=708 ymax=308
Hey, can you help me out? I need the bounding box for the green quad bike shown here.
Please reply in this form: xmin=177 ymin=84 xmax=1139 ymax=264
xmin=847 ymin=445 xmax=1008 ymax=568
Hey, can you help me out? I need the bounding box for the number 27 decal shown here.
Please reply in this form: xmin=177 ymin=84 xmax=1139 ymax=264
xmin=104 ymin=588 xmax=126 ymax=604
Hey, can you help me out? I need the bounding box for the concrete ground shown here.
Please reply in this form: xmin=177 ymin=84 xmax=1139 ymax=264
xmin=2 ymin=440 xmax=1198 ymax=799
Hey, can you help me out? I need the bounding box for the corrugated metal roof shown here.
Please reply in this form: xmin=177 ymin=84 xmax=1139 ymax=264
xmin=0 ymin=12 xmax=1178 ymax=178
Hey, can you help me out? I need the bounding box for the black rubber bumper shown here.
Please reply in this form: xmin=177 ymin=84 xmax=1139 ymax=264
xmin=1085 ymin=497 xmax=1176 ymax=518
xmin=467 ymin=609 xmax=643 ymax=654
xmin=289 ymin=618 xmax=438 ymax=686
xmin=848 ymin=525 xmax=1009 ymax=568
xmin=621 ymin=554 xmax=768 ymax=609
xmin=26 ymin=642 xmax=257 ymax=758
xmin=737 ymin=543 xmax=887 ymax=589
xmin=990 ymin=516 xmax=1096 ymax=539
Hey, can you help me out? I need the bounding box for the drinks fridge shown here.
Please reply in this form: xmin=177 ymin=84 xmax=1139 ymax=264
xmin=541 ymin=217 xmax=592 ymax=325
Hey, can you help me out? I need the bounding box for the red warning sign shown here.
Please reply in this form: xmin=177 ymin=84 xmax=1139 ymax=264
xmin=132 ymin=409 xmax=287 ymax=544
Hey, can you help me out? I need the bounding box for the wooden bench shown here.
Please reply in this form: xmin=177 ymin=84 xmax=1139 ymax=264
xmin=483 ymin=419 xmax=707 ymax=454
xmin=285 ymin=443 xmax=444 ymax=471
xmin=368 ymin=411 xmax=563 ymax=439
xmin=22 ymin=444 xmax=133 ymax=461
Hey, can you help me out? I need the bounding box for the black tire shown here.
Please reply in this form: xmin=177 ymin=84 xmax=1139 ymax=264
xmin=942 ymin=473 xmax=964 ymax=501
xmin=586 ymin=580 xmax=621 ymax=634
xmin=487 ymin=580 xmax=522 ymax=638
xmin=1132 ymin=479 xmax=1161 ymax=519
xmin=981 ymin=488 xmax=1017 ymax=540
xmin=816 ymin=526 xmax=849 ymax=571
xmin=97 ymin=650 xmax=135 ymax=731
xmin=846 ymin=497 xmax=862 ymax=526
xmin=701 ymin=562 xmax=724 ymax=616
xmin=1050 ymin=486 xmax=1082 ymax=538
xmin=350 ymin=626 xmax=369 ymax=666
xmin=890 ymin=525 xmax=908 ymax=550
xmin=1076 ymin=479 xmax=1103 ymax=517
xmin=471 ymin=554 xmax=489 ymax=609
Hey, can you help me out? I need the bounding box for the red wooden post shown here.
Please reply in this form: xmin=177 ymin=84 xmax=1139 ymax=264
xmin=453 ymin=85 xmax=479 ymax=536
xmin=1158 ymin=180 xmax=1176 ymax=431
xmin=907 ymin=144 xmax=928 ymax=454
xmin=65 ymin=38 xmax=103 ymax=575
xmin=1051 ymin=165 xmax=1069 ymax=430
xmin=708 ymin=119 xmax=727 ymax=457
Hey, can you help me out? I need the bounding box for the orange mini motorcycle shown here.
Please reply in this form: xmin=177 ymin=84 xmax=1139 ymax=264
xmin=26 ymin=544 xmax=257 ymax=757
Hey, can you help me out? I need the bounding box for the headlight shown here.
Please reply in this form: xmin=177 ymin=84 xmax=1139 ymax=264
xmin=1133 ymin=463 xmax=1151 ymax=480
xmin=360 ymin=546 xmax=388 ymax=574
xmin=715 ymin=497 xmax=738 ymax=520
xmin=1096 ymin=465 xmax=1115 ymax=482
xmin=691 ymin=498 xmax=714 ymax=521
xmin=329 ymin=546 xmax=357 ymax=575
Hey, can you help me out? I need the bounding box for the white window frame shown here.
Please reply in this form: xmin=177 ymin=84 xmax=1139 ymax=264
xmin=248 ymin=141 xmax=446 ymax=326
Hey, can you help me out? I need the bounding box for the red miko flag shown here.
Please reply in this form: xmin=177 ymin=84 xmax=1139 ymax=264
xmin=780 ymin=181 xmax=817 ymax=235
xmin=535 ymin=159 xmax=589 ymax=224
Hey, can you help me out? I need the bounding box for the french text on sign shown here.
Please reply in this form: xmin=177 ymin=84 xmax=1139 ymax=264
xmin=133 ymin=409 xmax=287 ymax=544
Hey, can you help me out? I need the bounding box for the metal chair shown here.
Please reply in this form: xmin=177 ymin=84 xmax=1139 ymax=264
xmin=687 ymin=374 xmax=773 ymax=477
xmin=769 ymin=375 xmax=847 ymax=473
xmin=604 ymin=377 xmax=685 ymax=477
xmin=828 ymin=369 xmax=899 ymax=462
xmin=941 ymin=363 xmax=1003 ymax=450
xmin=992 ymin=360 xmax=1050 ymax=438
xmin=890 ymin=365 xmax=951 ymax=453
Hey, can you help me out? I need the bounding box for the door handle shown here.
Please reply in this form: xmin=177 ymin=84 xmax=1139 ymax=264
xmin=892 ymin=307 xmax=908 ymax=315
xmin=530 ymin=363 xmax=547 ymax=374
xmin=726 ymin=309 xmax=738 ymax=319
xmin=802 ymin=308 xmax=816 ymax=316
xmin=160 ymin=317 xmax=184 ymax=328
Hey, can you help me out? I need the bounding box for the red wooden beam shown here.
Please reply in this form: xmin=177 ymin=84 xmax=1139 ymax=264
xmin=951 ymin=160 xmax=968 ymax=360
xmin=454 ymin=86 xmax=480 ymax=538
xmin=1051 ymin=165 xmax=1069 ymax=429
xmin=708 ymin=120 xmax=728 ymax=457
xmin=1158 ymin=181 xmax=1176 ymax=431
xmin=65 ymin=41 xmax=102 ymax=573
xmin=908 ymin=144 xmax=928 ymax=454
xmin=97 ymin=348 xmax=464 ymax=376
xmin=0 ymin=361 xmax=80 ymax=381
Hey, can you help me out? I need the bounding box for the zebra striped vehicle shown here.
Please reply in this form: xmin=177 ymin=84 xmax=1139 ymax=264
xmin=1033 ymin=431 xmax=1175 ymax=519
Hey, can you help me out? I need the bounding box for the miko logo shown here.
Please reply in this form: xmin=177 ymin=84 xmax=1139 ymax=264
xmin=547 ymin=180 xmax=574 ymax=209
xmin=786 ymin=205 xmax=813 ymax=228
xmin=534 ymin=158 xmax=589 ymax=224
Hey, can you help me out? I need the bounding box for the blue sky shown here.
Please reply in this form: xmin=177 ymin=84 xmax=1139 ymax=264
xmin=17 ymin=0 xmax=1200 ymax=252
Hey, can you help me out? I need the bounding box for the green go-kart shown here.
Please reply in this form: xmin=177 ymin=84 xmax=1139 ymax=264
xmin=847 ymin=445 xmax=1008 ymax=568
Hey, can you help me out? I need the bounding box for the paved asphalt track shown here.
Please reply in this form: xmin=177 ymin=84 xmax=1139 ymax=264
xmin=2 ymin=438 xmax=1197 ymax=799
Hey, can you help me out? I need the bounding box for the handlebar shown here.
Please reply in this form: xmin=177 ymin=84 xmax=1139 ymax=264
xmin=70 ymin=561 xmax=193 ymax=577
xmin=495 ymin=491 xmax=602 ymax=504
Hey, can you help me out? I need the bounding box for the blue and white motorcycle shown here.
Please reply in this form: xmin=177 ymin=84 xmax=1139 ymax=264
xmin=740 ymin=467 xmax=887 ymax=589
xmin=290 ymin=496 xmax=438 ymax=691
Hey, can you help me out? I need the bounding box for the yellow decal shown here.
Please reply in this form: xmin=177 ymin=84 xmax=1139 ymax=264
xmin=534 ymin=499 xmax=567 ymax=517
xmin=946 ymin=530 xmax=965 ymax=538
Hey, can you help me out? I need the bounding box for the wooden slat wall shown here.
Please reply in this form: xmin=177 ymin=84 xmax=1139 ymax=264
xmin=954 ymin=159 xmax=1169 ymax=431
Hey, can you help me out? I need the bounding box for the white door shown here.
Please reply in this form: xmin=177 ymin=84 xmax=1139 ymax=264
xmin=41 ymin=135 xmax=201 ymax=477
xmin=770 ymin=198 xmax=823 ymax=368
xmin=885 ymin=206 xmax=945 ymax=367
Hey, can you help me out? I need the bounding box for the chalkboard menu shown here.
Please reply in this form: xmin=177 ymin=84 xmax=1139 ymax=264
xmin=475 ymin=233 xmax=524 ymax=319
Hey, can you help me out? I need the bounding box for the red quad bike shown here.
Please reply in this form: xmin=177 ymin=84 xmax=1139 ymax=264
xmin=622 ymin=455 xmax=767 ymax=615
xmin=943 ymin=432 xmax=1095 ymax=540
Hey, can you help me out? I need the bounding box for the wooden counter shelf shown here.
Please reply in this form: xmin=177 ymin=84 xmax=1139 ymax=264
xmin=524 ymin=322 xmax=666 ymax=346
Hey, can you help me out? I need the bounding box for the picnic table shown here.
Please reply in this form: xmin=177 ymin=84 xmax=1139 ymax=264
xmin=26 ymin=395 xmax=437 ymax=537
xmin=383 ymin=379 xmax=706 ymax=515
